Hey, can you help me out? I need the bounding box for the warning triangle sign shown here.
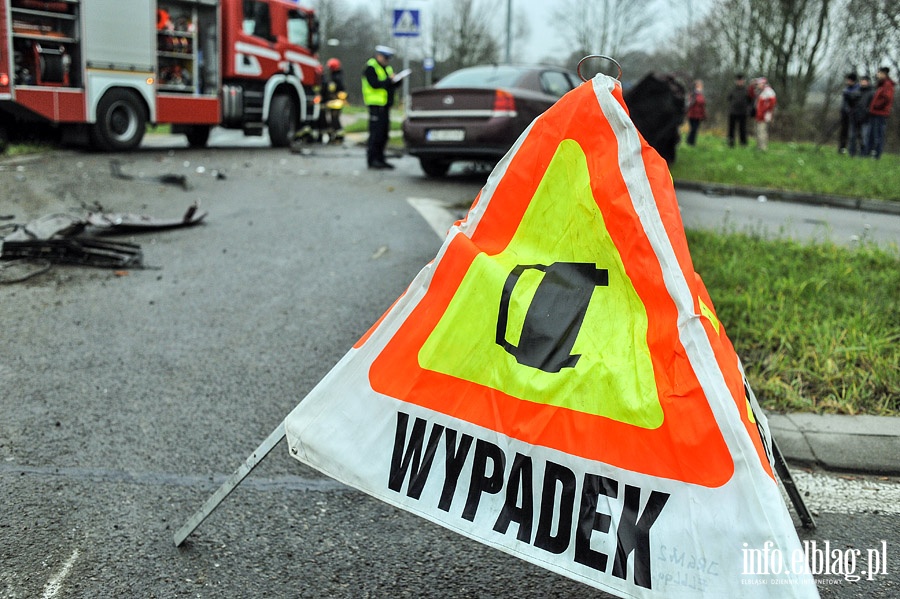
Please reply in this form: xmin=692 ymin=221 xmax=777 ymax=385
xmin=285 ymin=75 xmax=818 ymax=597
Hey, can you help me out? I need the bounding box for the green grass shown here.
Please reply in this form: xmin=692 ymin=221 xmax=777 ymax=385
xmin=1 ymin=141 xmax=51 ymax=157
xmin=672 ymin=132 xmax=900 ymax=202
xmin=674 ymin=132 xmax=900 ymax=416
xmin=341 ymin=112 xmax=403 ymax=135
xmin=146 ymin=123 xmax=172 ymax=135
xmin=688 ymin=229 xmax=900 ymax=415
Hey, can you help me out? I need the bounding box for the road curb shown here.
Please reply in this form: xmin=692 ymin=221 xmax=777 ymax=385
xmin=767 ymin=413 xmax=900 ymax=475
xmin=674 ymin=180 xmax=900 ymax=216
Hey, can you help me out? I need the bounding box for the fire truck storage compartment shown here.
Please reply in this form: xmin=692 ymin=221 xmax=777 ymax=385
xmin=80 ymin=0 xmax=154 ymax=74
xmin=9 ymin=0 xmax=79 ymax=87
xmin=156 ymin=0 xmax=218 ymax=95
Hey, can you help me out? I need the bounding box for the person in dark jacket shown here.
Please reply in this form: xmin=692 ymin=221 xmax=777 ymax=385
xmin=866 ymin=67 xmax=896 ymax=159
xmin=838 ymin=73 xmax=860 ymax=153
xmin=362 ymin=45 xmax=398 ymax=169
xmin=726 ymin=74 xmax=751 ymax=147
xmin=623 ymin=72 xmax=686 ymax=164
xmin=686 ymin=79 xmax=706 ymax=146
xmin=850 ymin=75 xmax=874 ymax=157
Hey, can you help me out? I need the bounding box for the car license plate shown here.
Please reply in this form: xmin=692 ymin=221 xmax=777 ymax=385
xmin=426 ymin=129 xmax=465 ymax=142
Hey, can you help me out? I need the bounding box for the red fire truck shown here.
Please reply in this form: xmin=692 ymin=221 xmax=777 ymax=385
xmin=0 ymin=0 xmax=321 ymax=151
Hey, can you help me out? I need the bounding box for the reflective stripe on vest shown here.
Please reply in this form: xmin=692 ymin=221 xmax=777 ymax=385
xmin=362 ymin=58 xmax=393 ymax=107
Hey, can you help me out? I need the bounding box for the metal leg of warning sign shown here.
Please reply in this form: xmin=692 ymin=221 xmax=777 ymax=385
xmin=173 ymin=421 xmax=286 ymax=546
xmin=771 ymin=438 xmax=817 ymax=530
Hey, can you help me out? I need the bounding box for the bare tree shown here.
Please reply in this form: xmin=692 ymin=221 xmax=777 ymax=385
xmin=552 ymin=0 xmax=656 ymax=58
xmin=429 ymin=0 xmax=501 ymax=72
xmin=752 ymin=0 xmax=835 ymax=108
xmin=703 ymin=0 xmax=763 ymax=76
xmin=701 ymin=0 xmax=837 ymax=110
xmin=312 ymin=1 xmax=381 ymax=103
xmin=834 ymin=0 xmax=900 ymax=76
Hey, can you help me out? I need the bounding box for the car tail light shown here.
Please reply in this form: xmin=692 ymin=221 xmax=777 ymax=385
xmin=493 ymin=90 xmax=516 ymax=116
xmin=0 ymin=73 xmax=8 ymax=87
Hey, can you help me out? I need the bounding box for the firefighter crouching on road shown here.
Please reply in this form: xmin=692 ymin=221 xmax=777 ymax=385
xmin=362 ymin=45 xmax=397 ymax=169
xmin=322 ymin=58 xmax=347 ymax=144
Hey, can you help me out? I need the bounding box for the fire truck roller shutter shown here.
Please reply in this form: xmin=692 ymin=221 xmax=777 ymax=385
xmin=90 ymin=88 xmax=147 ymax=151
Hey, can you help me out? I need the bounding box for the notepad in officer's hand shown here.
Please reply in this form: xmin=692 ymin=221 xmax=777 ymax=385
xmin=392 ymin=69 xmax=412 ymax=83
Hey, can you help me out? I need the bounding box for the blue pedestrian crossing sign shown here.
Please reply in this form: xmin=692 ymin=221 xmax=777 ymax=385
xmin=392 ymin=9 xmax=421 ymax=38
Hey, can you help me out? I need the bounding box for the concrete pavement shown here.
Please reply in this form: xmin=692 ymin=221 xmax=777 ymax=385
xmin=767 ymin=413 xmax=899 ymax=475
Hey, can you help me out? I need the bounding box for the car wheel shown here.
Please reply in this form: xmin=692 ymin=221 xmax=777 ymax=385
xmin=91 ymin=89 xmax=146 ymax=151
xmin=420 ymin=157 xmax=451 ymax=178
xmin=186 ymin=125 xmax=211 ymax=148
xmin=268 ymin=94 xmax=297 ymax=148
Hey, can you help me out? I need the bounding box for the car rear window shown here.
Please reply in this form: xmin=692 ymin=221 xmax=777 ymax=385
xmin=540 ymin=71 xmax=576 ymax=98
xmin=435 ymin=66 xmax=527 ymax=89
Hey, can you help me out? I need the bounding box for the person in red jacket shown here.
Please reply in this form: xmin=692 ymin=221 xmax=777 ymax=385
xmin=866 ymin=67 xmax=895 ymax=159
xmin=686 ymin=79 xmax=706 ymax=146
xmin=753 ymin=77 xmax=777 ymax=151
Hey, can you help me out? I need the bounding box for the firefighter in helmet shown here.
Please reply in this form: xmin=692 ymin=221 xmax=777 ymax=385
xmin=322 ymin=57 xmax=347 ymax=144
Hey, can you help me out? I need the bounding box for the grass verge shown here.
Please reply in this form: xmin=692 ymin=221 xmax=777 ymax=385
xmin=688 ymin=228 xmax=900 ymax=415
xmin=671 ymin=132 xmax=900 ymax=202
xmin=1 ymin=142 xmax=51 ymax=157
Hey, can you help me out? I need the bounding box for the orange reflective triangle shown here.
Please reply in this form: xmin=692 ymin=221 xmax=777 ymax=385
xmin=368 ymin=78 xmax=772 ymax=488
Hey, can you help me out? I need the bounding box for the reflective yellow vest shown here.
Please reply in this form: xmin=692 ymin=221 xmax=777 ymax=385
xmin=361 ymin=58 xmax=394 ymax=107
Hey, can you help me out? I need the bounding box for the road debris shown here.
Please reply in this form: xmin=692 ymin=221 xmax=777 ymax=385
xmin=110 ymin=159 xmax=191 ymax=190
xmin=86 ymin=201 xmax=207 ymax=233
xmin=0 ymin=202 xmax=206 ymax=280
xmin=1 ymin=237 xmax=143 ymax=269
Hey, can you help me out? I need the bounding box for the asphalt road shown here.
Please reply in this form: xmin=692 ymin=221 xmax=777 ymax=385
xmin=1 ymin=137 xmax=897 ymax=598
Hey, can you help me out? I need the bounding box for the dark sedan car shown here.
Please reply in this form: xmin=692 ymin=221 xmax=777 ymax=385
xmin=402 ymin=64 xmax=582 ymax=177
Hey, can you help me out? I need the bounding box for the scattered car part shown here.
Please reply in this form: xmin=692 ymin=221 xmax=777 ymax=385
xmin=1 ymin=238 xmax=143 ymax=268
xmin=110 ymin=159 xmax=191 ymax=190
xmin=0 ymin=202 xmax=205 ymax=277
xmin=86 ymin=202 xmax=207 ymax=233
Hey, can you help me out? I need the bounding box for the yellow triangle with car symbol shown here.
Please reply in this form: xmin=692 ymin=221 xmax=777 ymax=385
xmin=418 ymin=139 xmax=663 ymax=429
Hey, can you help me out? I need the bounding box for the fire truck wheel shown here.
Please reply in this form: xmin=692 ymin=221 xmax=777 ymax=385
xmin=186 ymin=126 xmax=211 ymax=148
xmin=268 ymin=94 xmax=297 ymax=148
xmin=0 ymin=125 xmax=8 ymax=154
xmin=91 ymin=89 xmax=146 ymax=152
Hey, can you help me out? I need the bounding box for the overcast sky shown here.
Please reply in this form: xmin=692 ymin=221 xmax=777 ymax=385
xmin=299 ymin=0 xmax=710 ymax=64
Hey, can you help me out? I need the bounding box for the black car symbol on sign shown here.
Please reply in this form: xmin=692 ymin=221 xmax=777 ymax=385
xmin=496 ymin=262 xmax=609 ymax=373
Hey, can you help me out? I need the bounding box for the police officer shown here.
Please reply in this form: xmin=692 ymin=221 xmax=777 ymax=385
xmin=362 ymin=45 xmax=398 ymax=169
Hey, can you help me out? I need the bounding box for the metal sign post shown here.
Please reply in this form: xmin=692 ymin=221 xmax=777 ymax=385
xmin=772 ymin=438 xmax=817 ymax=529
xmin=173 ymin=422 xmax=286 ymax=546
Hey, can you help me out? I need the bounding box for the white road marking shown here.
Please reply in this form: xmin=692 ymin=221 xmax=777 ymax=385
xmin=407 ymin=197 xmax=457 ymax=239
xmin=790 ymin=470 xmax=900 ymax=515
xmin=41 ymin=548 xmax=79 ymax=599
